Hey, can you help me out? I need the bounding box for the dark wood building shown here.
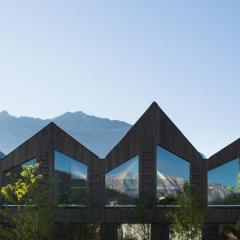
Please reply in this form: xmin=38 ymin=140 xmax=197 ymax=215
xmin=0 ymin=102 xmax=239 ymax=239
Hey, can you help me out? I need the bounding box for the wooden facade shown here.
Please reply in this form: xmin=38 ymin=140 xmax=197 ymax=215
xmin=0 ymin=102 xmax=239 ymax=239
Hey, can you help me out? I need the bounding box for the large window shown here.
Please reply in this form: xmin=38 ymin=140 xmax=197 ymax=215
xmin=3 ymin=158 xmax=37 ymax=185
xmin=157 ymin=145 xmax=190 ymax=205
xmin=208 ymin=158 xmax=240 ymax=205
xmin=54 ymin=151 xmax=88 ymax=205
xmin=105 ymin=156 xmax=139 ymax=206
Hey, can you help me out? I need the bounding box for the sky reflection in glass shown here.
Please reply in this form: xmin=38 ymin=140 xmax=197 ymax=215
xmin=157 ymin=145 xmax=189 ymax=205
xmin=55 ymin=151 xmax=87 ymax=181
xmin=208 ymin=158 xmax=240 ymax=205
xmin=105 ymin=156 xmax=139 ymax=206
xmin=54 ymin=151 xmax=88 ymax=205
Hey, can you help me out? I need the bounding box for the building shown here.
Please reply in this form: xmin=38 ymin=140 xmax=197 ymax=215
xmin=0 ymin=102 xmax=239 ymax=240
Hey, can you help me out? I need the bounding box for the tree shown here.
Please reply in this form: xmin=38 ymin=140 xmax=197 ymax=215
xmin=0 ymin=163 xmax=56 ymax=240
xmin=170 ymin=181 xmax=206 ymax=240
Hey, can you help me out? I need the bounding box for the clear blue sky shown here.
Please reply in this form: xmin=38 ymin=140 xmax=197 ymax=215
xmin=0 ymin=1 xmax=240 ymax=157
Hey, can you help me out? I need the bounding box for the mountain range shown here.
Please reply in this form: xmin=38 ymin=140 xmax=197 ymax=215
xmin=0 ymin=111 xmax=232 ymax=204
xmin=0 ymin=151 xmax=4 ymax=159
xmin=0 ymin=110 xmax=131 ymax=158
xmin=106 ymin=166 xmax=232 ymax=204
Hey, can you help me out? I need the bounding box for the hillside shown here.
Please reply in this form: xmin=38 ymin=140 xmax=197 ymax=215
xmin=0 ymin=111 xmax=131 ymax=158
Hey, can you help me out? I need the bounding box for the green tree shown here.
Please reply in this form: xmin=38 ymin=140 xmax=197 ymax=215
xmin=0 ymin=163 xmax=56 ymax=240
xmin=170 ymin=181 xmax=206 ymax=240
xmin=237 ymin=172 xmax=240 ymax=193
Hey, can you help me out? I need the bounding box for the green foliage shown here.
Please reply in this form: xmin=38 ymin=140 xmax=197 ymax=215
xmin=228 ymin=185 xmax=235 ymax=193
xmin=170 ymin=181 xmax=206 ymax=240
xmin=227 ymin=172 xmax=240 ymax=194
xmin=2 ymin=164 xmax=42 ymax=204
xmin=237 ymin=172 xmax=240 ymax=193
xmin=0 ymin=163 xmax=56 ymax=240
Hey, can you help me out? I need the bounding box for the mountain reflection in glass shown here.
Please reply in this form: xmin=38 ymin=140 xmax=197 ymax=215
xmin=157 ymin=146 xmax=189 ymax=205
xmin=208 ymin=158 xmax=240 ymax=205
xmin=105 ymin=156 xmax=139 ymax=206
xmin=54 ymin=151 xmax=88 ymax=205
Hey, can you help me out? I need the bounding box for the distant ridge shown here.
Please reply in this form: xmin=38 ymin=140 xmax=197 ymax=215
xmin=0 ymin=111 xmax=131 ymax=158
xmin=0 ymin=151 xmax=4 ymax=159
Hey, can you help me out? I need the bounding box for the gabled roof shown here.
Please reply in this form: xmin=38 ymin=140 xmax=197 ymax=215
xmin=208 ymin=138 xmax=240 ymax=170
xmin=3 ymin=101 xmax=238 ymax=173
xmin=2 ymin=122 xmax=98 ymax=171
xmin=105 ymin=102 xmax=203 ymax=171
xmin=0 ymin=151 xmax=4 ymax=159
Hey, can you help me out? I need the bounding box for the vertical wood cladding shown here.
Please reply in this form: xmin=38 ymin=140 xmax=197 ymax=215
xmin=39 ymin=152 xmax=50 ymax=184
xmin=151 ymin=224 xmax=169 ymax=240
xmin=208 ymin=138 xmax=240 ymax=170
xmin=100 ymin=224 xmax=118 ymax=240
xmin=52 ymin=124 xmax=103 ymax=222
xmin=1 ymin=102 xmax=239 ymax=239
xmin=203 ymin=224 xmax=220 ymax=240
xmin=206 ymin=138 xmax=240 ymax=226
xmin=139 ymin=138 xmax=156 ymax=194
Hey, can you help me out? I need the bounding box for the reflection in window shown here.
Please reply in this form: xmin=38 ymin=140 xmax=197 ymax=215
xmin=208 ymin=158 xmax=240 ymax=205
xmin=3 ymin=158 xmax=37 ymax=205
xmin=105 ymin=156 xmax=139 ymax=206
xmin=54 ymin=151 xmax=88 ymax=205
xmin=157 ymin=146 xmax=189 ymax=205
xmin=4 ymin=158 xmax=37 ymax=185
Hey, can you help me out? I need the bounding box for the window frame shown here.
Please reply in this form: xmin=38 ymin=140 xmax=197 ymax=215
xmin=54 ymin=150 xmax=89 ymax=207
xmin=156 ymin=145 xmax=190 ymax=207
xmin=105 ymin=155 xmax=140 ymax=207
xmin=208 ymin=157 xmax=240 ymax=207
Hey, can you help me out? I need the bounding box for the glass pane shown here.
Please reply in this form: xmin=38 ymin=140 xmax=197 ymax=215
xmin=3 ymin=158 xmax=37 ymax=205
xmin=208 ymin=158 xmax=240 ymax=205
xmin=157 ymin=145 xmax=189 ymax=205
xmin=3 ymin=158 xmax=37 ymax=185
xmin=105 ymin=156 xmax=139 ymax=206
xmin=54 ymin=151 xmax=88 ymax=205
